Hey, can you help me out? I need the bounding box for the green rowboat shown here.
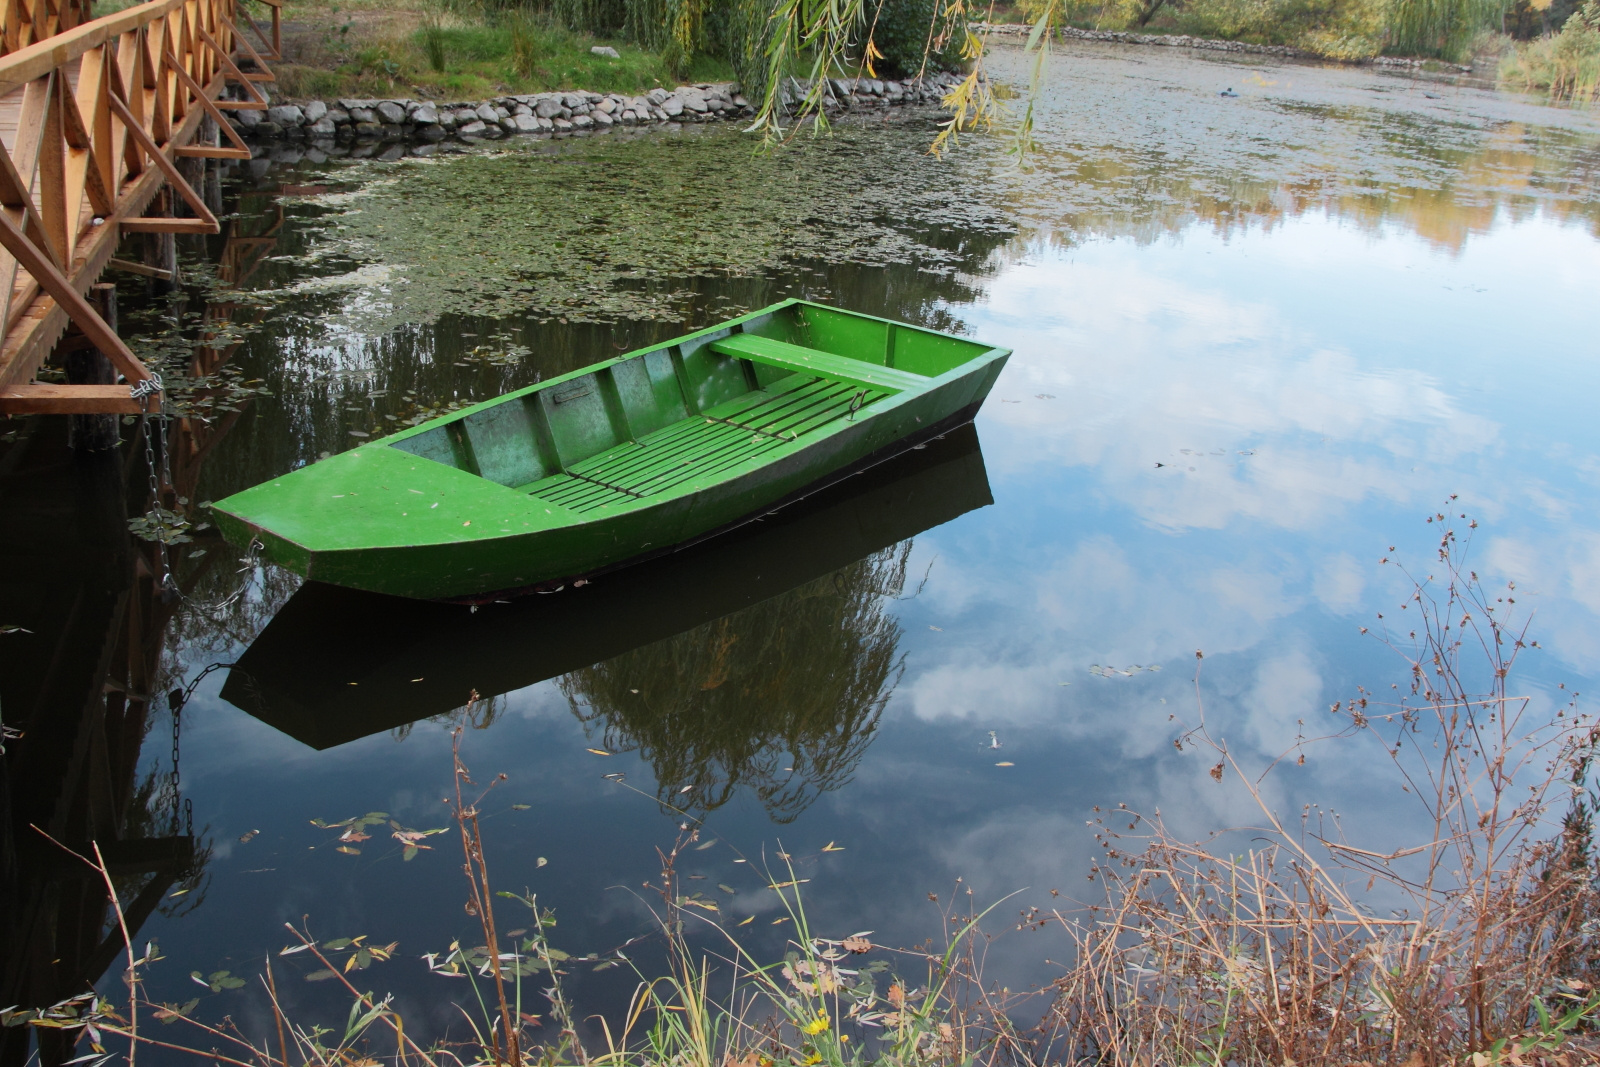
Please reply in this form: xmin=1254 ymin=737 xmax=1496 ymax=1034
xmin=211 ymin=299 xmax=1010 ymax=600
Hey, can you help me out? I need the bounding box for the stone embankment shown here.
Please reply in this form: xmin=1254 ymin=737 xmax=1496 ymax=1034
xmin=233 ymin=72 xmax=963 ymax=155
xmin=975 ymin=22 xmax=1471 ymax=72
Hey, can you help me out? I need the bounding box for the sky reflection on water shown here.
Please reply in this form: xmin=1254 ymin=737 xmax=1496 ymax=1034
xmin=37 ymin=38 xmax=1600 ymax=1044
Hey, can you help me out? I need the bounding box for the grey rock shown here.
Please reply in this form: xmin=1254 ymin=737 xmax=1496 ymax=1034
xmin=308 ymin=117 xmax=337 ymax=136
xmin=266 ymin=104 xmax=304 ymax=126
xmin=596 ymin=97 xmax=617 ymax=113
xmin=376 ymin=101 xmax=407 ymax=124
xmin=254 ymin=120 xmax=284 ymax=138
xmin=571 ymin=114 xmax=594 ymax=129
xmin=493 ymin=105 xmax=511 ymax=120
xmin=350 ymin=107 xmax=377 ymax=124
xmin=338 ymin=98 xmax=379 ymax=111
xmin=499 ymin=115 xmax=518 ymax=132
xmin=514 ymin=103 xmax=533 ymax=116
xmin=552 ymin=117 xmax=573 ymax=132
xmin=536 ymin=116 xmax=554 ymax=131
xmin=561 ymin=93 xmax=585 ymax=108
xmin=454 ymin=108 xmax=479 ymax=125
xmin=418 ymin=123 xmax=449 ymax=142
xmin=352 ymin=121 xmax=383 ymax=139
xmin=590 ymin=45 xmax=620 ymax=58
xmin=513 ymin=113 xmax=541 ymax=132
xmin=593 ymin=110 xmax=613 ymax=127
xmin=662 ymin=95 xmax=684 ymax=117
xmin=869 ymin=79 xmax=885 ymax=95
xmin=620 ymin=109 xmax=639 ymax=125
xmin=236 ymin=107 xmax=262 ymax=127
xmin=683 ymin=93 xmax=708 ymax=113
xmin=327 ymin=108 xmax=351 ymax=125
xmin=647 ymin=88 xmax=668 ymax=106
xmin=456 ymin=119 xmax=488 ymax=138
xmin=303 ymin=100 xmax=328 ymax=123
xmin=411 ymin=104 xmax=440 ymax=125
xmin=435 ymin=110 xmax=457 ymax=129
xmin=732 ymin=94 xmax=749 ymax=108
xmin=380 ymin=124 xmax=405 ymax=142
xmin=829 ymin=77 xmax=851 ymax=97
xmin=475 ymin=103 xmax=499 ymax=123
xmin=535 ymin=97 xmax=562 ymax=118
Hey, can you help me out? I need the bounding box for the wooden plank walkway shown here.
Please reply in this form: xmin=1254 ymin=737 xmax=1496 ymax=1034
xmin=0 ymin=0 xmax=279 ymax=415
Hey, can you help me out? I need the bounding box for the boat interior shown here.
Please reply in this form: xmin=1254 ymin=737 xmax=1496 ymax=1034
xmin=390 ymin=302 xmax=988 ymax=510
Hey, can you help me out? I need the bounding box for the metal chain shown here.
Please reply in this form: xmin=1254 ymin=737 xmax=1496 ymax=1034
xmin=140 ymin=407 xmax=178 ymax=600
xmin=168 ymin=689 xmax=183 ymax=837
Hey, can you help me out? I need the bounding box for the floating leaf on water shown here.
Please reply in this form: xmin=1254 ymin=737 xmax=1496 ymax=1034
xmin=718 ymin=884 xmax=736 ymax=894
xmin=737 ymin=915 xmax=754 ymax=926
xmin=512 ymin=803 xmax=531 ymax=810
xmin=821 ymin=842 xmax=845 ymax=852
xmin=348 ymin=430 xmax=370 ymax=438
xmin=323 ymin=938 xmax=354 ymax=950
xmin=772 ymin=916 xmax=789 ymax=925
xmin=602 ymin=772 xmax=625 ymax=781
xmin=537 ymin=857 xmax=548 ymax=867
xmin=169 ymin=888 xmax=190 ymax=898
xmin=694 ymin=838 xmax=717 ymax=850
xmin=995 ymin=761 xmax=1015 ymax=767
xmin=304 ymin=969 xmax=338 ymax=982
xmin=928 ymin=625 xmax=942 ymax=631
xmin=278 ymin=943 xmax=313 ymax=956
xmin=238 ymin=829 xmax=259 ymax=844
xmin=586 ymin=748 xmax=612 ymax=756
xmin=335 ymin=845 xmax=361 ymax=855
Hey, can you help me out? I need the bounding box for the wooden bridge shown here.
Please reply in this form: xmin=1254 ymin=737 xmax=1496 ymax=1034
xmin=0 ymin=0 xmax=278 ymax=416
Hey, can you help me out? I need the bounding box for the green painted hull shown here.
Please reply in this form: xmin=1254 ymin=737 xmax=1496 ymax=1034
xmin=211 ymin=299 xmax=1010 ymax=600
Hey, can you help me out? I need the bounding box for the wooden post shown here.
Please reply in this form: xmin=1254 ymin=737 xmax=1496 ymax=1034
xmin=141 ymin=188 xmax=179 ymax=294
xmin=65 ymin=283 xmax=120 ymax=451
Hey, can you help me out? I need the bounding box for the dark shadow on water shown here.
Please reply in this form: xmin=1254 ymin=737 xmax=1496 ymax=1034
xmin=222 ymin=424 xmax=992 ymax=761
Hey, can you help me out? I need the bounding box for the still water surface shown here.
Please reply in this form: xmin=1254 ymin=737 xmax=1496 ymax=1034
xmin=6 ymin=37 xmax=1600 ymax=1049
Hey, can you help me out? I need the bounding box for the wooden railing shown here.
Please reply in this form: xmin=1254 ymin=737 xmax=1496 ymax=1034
xmin=0 ymin=0 xmax=277 ymax=415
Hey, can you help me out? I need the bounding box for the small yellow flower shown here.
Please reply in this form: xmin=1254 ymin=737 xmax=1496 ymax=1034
xmin=802 ymin=1055 xmax=821 ymax=1066
xmin=801 ymin=1013 xmax=830 ymax=1036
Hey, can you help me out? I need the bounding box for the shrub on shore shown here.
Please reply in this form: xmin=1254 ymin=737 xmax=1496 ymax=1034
xmin=1501 ymin=0 xmax=1600 ymax=98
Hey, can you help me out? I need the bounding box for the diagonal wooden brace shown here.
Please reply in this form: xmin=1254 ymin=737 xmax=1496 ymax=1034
xmin=163 ymin=46 xmax=253 ymax=159
xmin=219 ymin=14 xmax=275 ymax=81
xmin=105 ymin=88 xmax=221 ymax=234
xmin=196 ymin=25 xmax=268 ymax=105
xmin=0 ymin=207 xmax=158 ymax=410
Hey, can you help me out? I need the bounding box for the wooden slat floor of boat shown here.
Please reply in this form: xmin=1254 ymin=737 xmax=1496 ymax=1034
xmin=523 ymin=375 xmax=888 ymax=513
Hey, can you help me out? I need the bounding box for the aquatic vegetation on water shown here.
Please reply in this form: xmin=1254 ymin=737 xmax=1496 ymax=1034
xmin=294 ymin=123 xmax=1012 ymax=332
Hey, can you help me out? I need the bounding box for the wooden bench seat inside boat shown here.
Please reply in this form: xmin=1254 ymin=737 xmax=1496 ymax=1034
xmin=709 ymin=334 xmax=929 ymax=393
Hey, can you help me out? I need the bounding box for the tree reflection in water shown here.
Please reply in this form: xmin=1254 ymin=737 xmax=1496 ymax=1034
xmin=562 ymin=544 xmax=912 ymax=823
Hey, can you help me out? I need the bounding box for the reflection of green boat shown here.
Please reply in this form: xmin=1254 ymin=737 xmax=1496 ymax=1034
xmin=221 ymin=425 xmax=991 ymax=749
xmin=211 ymin=300 xmax=1010 ymax=600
